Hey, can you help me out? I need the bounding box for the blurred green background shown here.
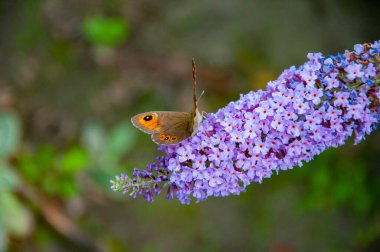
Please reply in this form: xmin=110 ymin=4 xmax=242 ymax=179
xmin=0 ymin=0 xmax=380 ymax=251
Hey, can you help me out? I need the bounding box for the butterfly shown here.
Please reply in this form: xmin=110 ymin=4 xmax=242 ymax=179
xmin=131 ymin=59 xmax=202 ymax=145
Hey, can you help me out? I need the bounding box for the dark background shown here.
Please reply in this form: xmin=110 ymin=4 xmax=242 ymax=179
xmin=0 ymin=0 xmax=379 ymax=251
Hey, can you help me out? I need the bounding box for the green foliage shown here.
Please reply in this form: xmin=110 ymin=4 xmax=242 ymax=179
xmin=298 ymin=147 xmax=375 ymax=215
xmin=0 ymin=112 xmax=32 ymax=251
xmin=0 ymin=193 xmax=32 ymax=236
xmin=0 ymin=162 xmax=19 ymax=192
xmin=17 ymin=145 xmax=54 ymax=183
xmin=82 ymin=121 xmax=138 ymax=191
xmin=59 ymin=147 xmax=88 ymax=174
xmin=0 ymin=117 xmax=137 ymax=249
xmin=0 ymin=112 xmax=21 ymax=159
xmin=82 ymin=16 xmax=130 ymax=47
xmin=17 ymin=144 xmax=89 ymax=199
xmin=0 ymin=112 xmax=136 ymax=250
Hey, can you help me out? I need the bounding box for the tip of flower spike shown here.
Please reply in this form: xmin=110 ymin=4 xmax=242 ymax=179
xmin=112 ymin=164 xmax=171 ymax=199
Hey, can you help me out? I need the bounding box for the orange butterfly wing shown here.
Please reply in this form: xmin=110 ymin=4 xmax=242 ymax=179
xmin=131 ymin=112 xmax=161 ymax=134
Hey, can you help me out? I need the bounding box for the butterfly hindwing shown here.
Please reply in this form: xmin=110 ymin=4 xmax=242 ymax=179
xmin=151 ymin=124 xmax=192 ymax=145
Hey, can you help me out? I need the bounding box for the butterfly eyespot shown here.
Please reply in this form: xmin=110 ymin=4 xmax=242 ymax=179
xmin=171 ymin=136 xmax=178 ymax=141
xmin=143 ymin=115 xmax=153 ymax=121
xmin=159 ymin=133 xmax=166 ymax=140
xmin=164 ymin=136 xmax=169 ymax=141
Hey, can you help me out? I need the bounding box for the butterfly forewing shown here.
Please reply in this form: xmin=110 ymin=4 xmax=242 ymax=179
xmin=131 ymin=112 xmax=161 ymax=134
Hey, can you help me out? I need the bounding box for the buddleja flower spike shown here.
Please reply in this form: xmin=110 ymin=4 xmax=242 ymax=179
xmin=111 ymin=41 xmax=380 ymax=204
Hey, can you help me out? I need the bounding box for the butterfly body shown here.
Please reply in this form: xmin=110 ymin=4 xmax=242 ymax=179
xmin=131 ymin=59 xmax=202 ymax=145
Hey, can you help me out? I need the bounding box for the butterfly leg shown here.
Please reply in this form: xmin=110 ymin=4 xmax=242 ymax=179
xmin=201 ymin=111 xmax=208 ymax=119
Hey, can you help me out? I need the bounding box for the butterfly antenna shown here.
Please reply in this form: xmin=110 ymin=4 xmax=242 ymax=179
xmin=192 ymin=58 xmax=197 ymax=113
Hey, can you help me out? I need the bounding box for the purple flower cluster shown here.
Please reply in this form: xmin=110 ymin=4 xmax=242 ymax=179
xmin=111 ymin=41 xmax=380 ymax=204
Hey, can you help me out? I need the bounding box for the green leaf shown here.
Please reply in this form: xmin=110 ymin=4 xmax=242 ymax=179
xmin=106 ymin=123 xmax=137 ymax=159
xmin=82 ymin=16 xmax=130 ymax=47
xmin=0 ymin=112 xmax=21 ymax=158
xmin=18 ymin=145 xmax=56 ymax=183
xmin=0 ymin=192 xmax=32 ymax=236
xmin=35 ymin=145 xmax=56 ymax=172
xmin=60 ymin=180 xmax=80 ymax=199
xmin=17 ymin=153 xmax=40 ymax=183
xmin=42 ymin=176 xmax=60 ymax=196
xmin=81 ymin=122 xmax=106 ymax=160
xmin=59 ymin=147 xmax=89 ymax=174
xmin=0 ymin=161 xmax=19 ymax=192
xmin=82 ymin=122 xmax=137 ymax=169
